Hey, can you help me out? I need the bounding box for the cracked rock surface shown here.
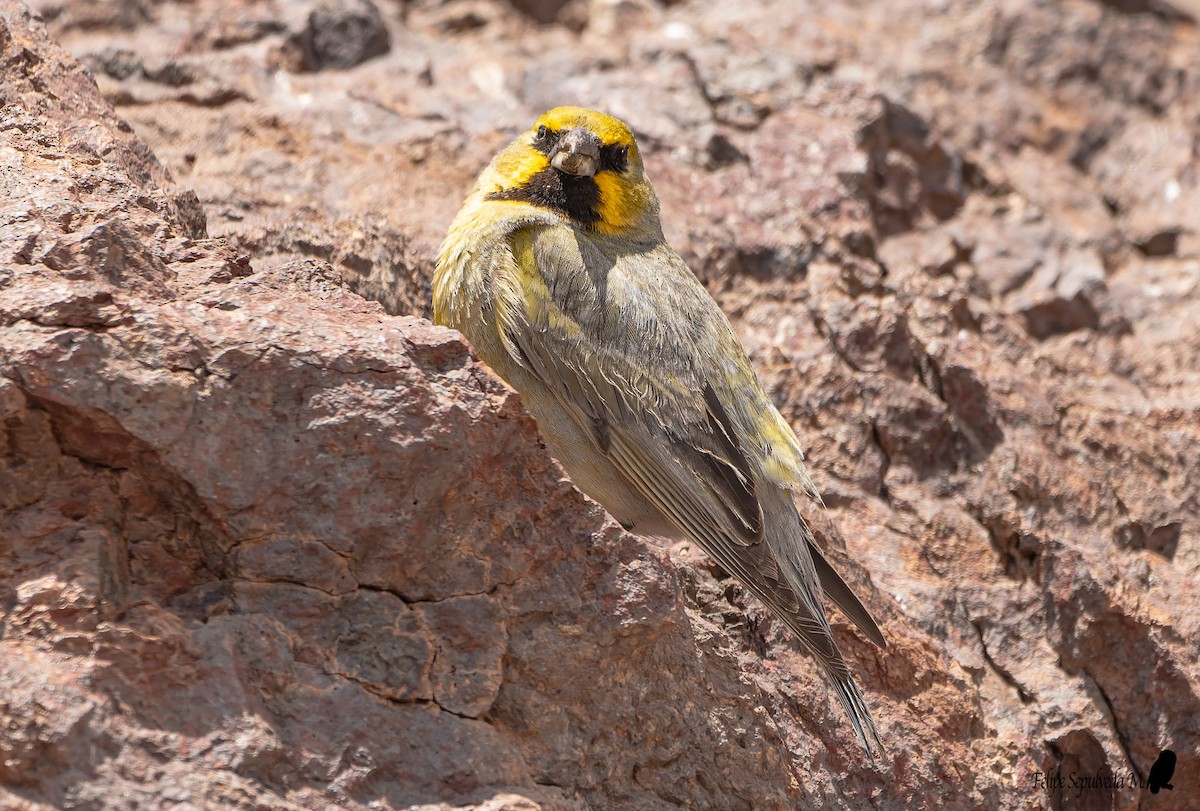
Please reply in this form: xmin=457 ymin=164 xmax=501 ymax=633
xmin=3 ymin=0 xmax=1199 ymax=808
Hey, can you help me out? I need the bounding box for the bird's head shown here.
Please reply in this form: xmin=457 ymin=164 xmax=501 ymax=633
xmin=479 ymin=107 xmax=661 ymax=238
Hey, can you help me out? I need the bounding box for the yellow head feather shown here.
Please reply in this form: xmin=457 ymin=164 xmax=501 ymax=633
xmin=536 ymin=107 xmax=640 ymax=160
xmin=469 ymin=107 xmax=659 ymax=238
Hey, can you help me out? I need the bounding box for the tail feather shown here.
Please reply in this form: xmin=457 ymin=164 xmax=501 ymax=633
xmin=775 ymin=603 xmax=886 ymax=759
xmin=829 ymin=669 xmax=886 ymax=761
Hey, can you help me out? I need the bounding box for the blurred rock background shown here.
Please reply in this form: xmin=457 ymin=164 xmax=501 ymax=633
xmin=2 ymin=0 xmax=1198 ymax=808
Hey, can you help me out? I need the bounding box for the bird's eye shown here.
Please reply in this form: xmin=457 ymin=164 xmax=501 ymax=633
xmin=534 ymin=124 xmax=550 ymax=142
xmin=600 ymin=142 xmax=631 ymax=173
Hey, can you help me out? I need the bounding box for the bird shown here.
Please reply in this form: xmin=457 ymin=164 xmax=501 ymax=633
xmin=433 ymin=106 xmax=886 ymax=756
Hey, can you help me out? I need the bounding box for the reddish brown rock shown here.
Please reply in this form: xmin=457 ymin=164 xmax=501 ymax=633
xmin=4 ymin=0 xmax=1200 ymax=808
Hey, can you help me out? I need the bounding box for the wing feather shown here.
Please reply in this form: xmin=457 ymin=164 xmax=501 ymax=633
xmin=808 ymin=537 xmax=887 ymax=648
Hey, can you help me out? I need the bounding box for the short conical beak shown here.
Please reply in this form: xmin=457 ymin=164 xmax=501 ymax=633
xmin=551 ymin=129 xmax=600 ymax=177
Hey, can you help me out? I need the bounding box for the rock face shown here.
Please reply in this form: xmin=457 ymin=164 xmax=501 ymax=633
xmin=2 ymin=0 xmax=1198 ymax=809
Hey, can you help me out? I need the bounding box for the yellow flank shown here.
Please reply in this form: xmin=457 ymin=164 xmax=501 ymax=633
xmin=759 ymin=409 xmax=819 ymax=497
xmin=508 ymin=228 xmax=546 ymax=327
xmin=510 ymin=228 xmax=584 ymax=338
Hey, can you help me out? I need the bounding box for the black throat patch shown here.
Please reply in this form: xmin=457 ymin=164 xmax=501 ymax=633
xmin=487 ymin=167 xmax=601 ymax=225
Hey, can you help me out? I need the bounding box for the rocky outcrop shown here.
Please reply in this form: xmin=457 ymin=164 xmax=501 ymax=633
xmin=0 ymin=6 xmax=801 ymax=809
xmin=3 ymin=0 xmax=1198 ymax=809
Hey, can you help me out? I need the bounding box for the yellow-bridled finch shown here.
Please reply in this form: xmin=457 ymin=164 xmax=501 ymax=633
xmin=434 ymin=106 xmax=885 ymax=756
